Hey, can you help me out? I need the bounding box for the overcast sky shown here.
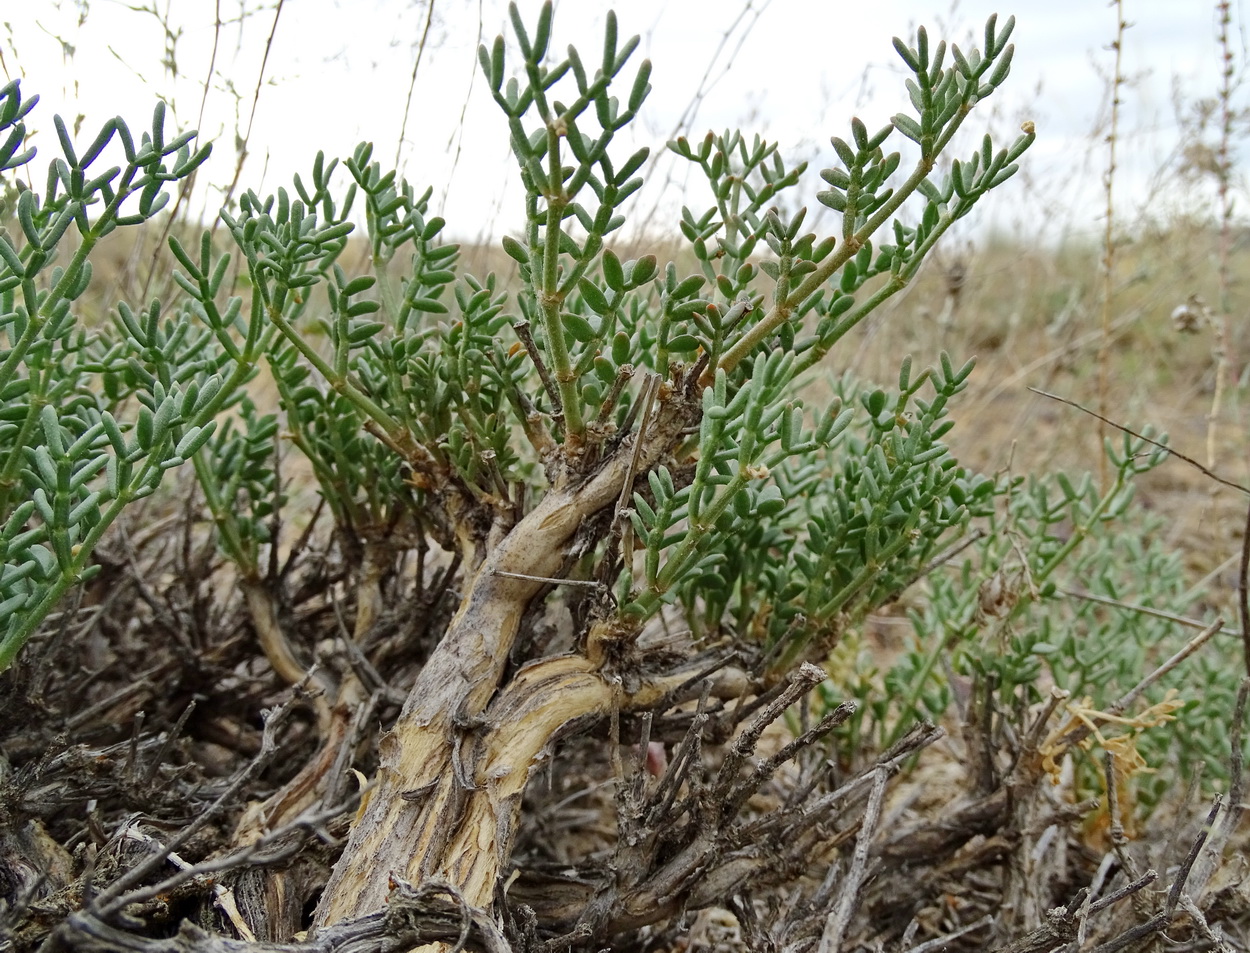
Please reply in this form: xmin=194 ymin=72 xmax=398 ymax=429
xmin=1 ymin=1 xmax=1242 ymax=244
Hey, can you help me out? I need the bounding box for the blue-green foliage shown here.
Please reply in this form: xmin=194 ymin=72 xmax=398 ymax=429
xmin=812 ymin=421 xmax=1236 ymax=814
xmin=0 ymin=79 xmax=214 ymax=668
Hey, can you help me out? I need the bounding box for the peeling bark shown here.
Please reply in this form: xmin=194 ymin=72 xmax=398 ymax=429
xmin=313 ymin=390 xmax=698 ymax=929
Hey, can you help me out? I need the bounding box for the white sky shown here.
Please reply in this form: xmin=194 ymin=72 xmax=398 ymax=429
xmin=0 ymin=0 xmax=1242 ymax=245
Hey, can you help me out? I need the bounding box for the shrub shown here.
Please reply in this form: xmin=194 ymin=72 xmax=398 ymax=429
xmin=2 ymin=5 xmax=1242 ymax=952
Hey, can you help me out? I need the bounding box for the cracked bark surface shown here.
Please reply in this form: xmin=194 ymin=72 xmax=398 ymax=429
xmin=312 ymin=385 xmax=702 ymax=928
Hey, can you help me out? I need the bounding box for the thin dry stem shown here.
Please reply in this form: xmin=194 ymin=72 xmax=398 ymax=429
xmin=1206 ymin=0 xmax=1236 ymax=470
xmin=215 ymin=0 xmax=287 ymax=220
xmin=1097 ymin=0 xmax=1126 ymax=491
xmin=1029 ymin=386 xmax=1250 ymax=495
xmin=817 ymin=765 xmax=889 ymax=953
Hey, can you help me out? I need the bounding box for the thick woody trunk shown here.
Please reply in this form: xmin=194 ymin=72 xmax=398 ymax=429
xmin=312 ymin=423 xmax=663 ymax=928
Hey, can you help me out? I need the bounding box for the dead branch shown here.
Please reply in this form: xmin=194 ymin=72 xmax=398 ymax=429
xmin=47 ymin=879 xmax=511 ymax=953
